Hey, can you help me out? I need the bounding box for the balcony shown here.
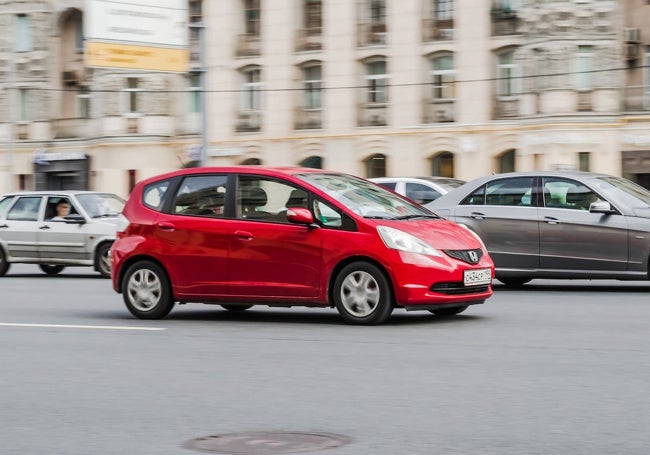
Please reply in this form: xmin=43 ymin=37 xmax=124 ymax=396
xmin=235 ymin=110 xmax=262 ymax=132
xmin=236 ymin=34 xmax=261 ymax=57
xmin=423 ymin=99 xmax=455 ymax=123
xmin=357 ymin=23 xmax=387 ymax=47
xmin=295 ymin=28 xmax=322 ymax=52
xmin=576 ymin=91 xmax=593 ymax=112
xmin=422 ymin=18 xmax=454 ymax=42
xmin=494 ymin=97 xmax=520 ymax=119
xmin=622 ymin=86 xmax=650 ymax=112
xmin=491 ymin=8 xmax=519 ymax=36
xmin=294 ymin=108 xmax=322 ymax=130
xmin=358 ymin=104 xmax=388 ymax=127
xmin=52 ymin=118 xmax=89 ymax=139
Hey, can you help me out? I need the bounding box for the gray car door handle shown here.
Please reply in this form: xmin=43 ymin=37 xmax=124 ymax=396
xmin=543 ymin=216 xmax=560 ymax=225
xmin=39 ymin=225 xmax=51 ymax=230
xmin=470 ymin=212 xmax=487 ymax=220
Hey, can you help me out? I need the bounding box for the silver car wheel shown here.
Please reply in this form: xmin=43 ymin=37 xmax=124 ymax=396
xmin=339 ymin=270 xmax=380 ymax=317
xmin=127 ymin=268 xmax=162 ymax=312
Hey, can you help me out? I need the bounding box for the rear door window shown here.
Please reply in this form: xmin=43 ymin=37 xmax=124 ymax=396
xmin=6 ymin=197 xmax=42 ymax=221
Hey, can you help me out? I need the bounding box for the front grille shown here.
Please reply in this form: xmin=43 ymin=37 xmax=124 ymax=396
xmin=430 ymin=282 xmax=490 ymax=295
xmin=444 ymin=248 xmax=483 ymax=264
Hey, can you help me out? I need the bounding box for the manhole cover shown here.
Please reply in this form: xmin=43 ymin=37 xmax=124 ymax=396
xmin=184 ymin=431 xmax=351 ymax=454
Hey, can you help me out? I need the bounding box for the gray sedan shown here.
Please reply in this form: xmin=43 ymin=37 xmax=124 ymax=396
xmin=428 ymin=171 xmax=650 ymax=286
xmin=0 ymin=191 xmax=125 ymax=277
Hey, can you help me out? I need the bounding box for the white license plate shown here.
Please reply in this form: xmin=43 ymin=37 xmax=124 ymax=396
xmin=463 ymin=268 xmax=492 ymax=286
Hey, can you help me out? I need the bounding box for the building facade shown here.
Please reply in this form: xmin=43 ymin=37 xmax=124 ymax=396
xmin=2 ymin=0 xmax=650 ymax=197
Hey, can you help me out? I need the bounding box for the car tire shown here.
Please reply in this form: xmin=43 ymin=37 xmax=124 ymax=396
xmin=221 ymin=304 xmax=253 ymax=312
xmin=333 ymin=261 xmax=393 ymax=325
xmin=39 ymin=264 xmax=65 ymax=275
xmin=498 ymin=277 xmax=532 ymax=287
xmin=95 ymin=243 xmax=112 ymax=278
xmin=429 ymin=305 xmax=469 ymax=317
xmin=122 ymin=260 xmax=174 ymax=319
xmin=0 ymin=248 xmax=9 ymax=277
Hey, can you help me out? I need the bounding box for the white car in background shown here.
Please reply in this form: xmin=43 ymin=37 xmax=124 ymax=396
xmin=0 ymin=191 xmax=125 ymax=277
xmin=370 ymin=176 xmax=466 ymax=205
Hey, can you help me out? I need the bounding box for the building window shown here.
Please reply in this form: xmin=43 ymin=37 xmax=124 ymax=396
xmin=432 ymin=152 xmax=454 ymax=177
xmin=305 ymin=0 xmax=322 ymax=30
xmin=365 ymin=153 xmax=386 ymax=178
xmin=302 ymin=64 xmax=322 ymax=109
xmin=14 ymin=14 xmax=32 ymax=52
xmin=244 ymin=0 xmax=260 ymax=35
xmin=189 ymin=73 xmax=201 ymax=113
xmin=578 ymin=152 xmax=590 ymax=171
xmin=74 ymin=14 xmax=84 ymax=52
xmin=128 ymin=170 xmax=137 ymax=194
xmin=122 ymin=77 xmax=140 ymax=114
xmin=497 ymin=149 xmax=516 ymax=173
xmin=574 ymin=45 xmax=593 ymax=91
xmin=369 ymin=0 xmax=386 ymax=25
xmin=434 ymin=0 xmax=454 ymax=20
xmin=241 ymin=67 xmax=262 ymax=110
xmin=19 ymin=89 xmax=29 ymax=121
xmin=365 ymin=60 xmax=388 ymax=103
xmin=497 ymin=50 xmax=519 ymax=96
xmin=78 ymin=87 xmax=91 ymax=118
xmin=431 ymin=54 xmax=455 ymax=100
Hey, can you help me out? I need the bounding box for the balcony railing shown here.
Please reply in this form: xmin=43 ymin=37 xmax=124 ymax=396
xmin=235 ymin=110 xmax=262 ymax=132
xmin=358 ymin=103 xmax=388 ymax=127
xmin=294 ymin=108 xmax=323 ymax=130
xmin=493 ymin=97 xmax=520 ymax=119
xmin=491 ymin=8 xmax=519 ymax=36
xmin=52 ymin=118 xmax=89 ymax=139
xmin=622 ymin=85 xmax=650 ymax=112
xmin=236 ymin=33 xmax=261 ymax=57
xmin=295 ymin=27 xmax=322 ymax=52
xmin=422 ymin=18 xmax=454 ymax=42
xmin=423 ymin=99 xmax=455 ymax=123
xmin=357 ymin=22 xmax=387 ymax=47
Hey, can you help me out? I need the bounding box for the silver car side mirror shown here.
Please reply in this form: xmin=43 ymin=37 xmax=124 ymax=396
xmin=589 ymin=201 xmax=614 ymax=214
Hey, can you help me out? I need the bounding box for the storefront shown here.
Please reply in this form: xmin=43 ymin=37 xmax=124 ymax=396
xmin=33 ymin=151 xmax=90 ymax=191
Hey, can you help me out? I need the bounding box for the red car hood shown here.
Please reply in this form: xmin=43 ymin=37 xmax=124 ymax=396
xmin=369 ymin=218 xmax=483 ymax=250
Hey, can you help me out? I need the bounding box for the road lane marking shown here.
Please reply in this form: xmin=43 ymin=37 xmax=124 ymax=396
xmin=0 ymin=323 xmax=166 ymax=331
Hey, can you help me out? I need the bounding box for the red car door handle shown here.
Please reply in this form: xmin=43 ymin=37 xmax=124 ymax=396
xmin=235 ymin=230 xmax=253 ymax=240
xmin=156 ymin=222 xmax=176 ymax=231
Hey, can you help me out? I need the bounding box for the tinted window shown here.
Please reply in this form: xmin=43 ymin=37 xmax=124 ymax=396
xmin=376 ymin=182 xmax=396 ymax=191
xmin=7 ymin=197 xmax=41 ymax=221
xmin=543 ymin=178 xmax=601 ymax=210
xmin=485 ymin=177 xmax=534 ymax=207
xmin=405 ymin=182 xmax=441 ymax=204
xmin=174 ymin=175 xmax=228 ymax=217
xmin=0 ymin=196 xmax=14 ymax=218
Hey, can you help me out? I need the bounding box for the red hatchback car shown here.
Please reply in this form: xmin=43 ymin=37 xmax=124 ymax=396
xmin=111 ymin=166 xmax=494 ymax=325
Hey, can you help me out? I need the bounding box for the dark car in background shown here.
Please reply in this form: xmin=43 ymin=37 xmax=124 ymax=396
xmin=0 ymin=191 xmax=125 ymax=277
xmin=111 ymin=166 xmax=494 ymax=325
xmin=370 ymin=176 xmax=466 ymax=205
xmin=428 ymin=171 xmax=650 ymax=286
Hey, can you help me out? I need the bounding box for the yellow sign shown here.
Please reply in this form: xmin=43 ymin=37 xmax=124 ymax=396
xmin=85 ymin=41 xmax=188 ymax=72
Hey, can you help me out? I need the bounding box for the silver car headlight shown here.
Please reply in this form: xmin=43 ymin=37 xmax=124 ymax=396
xmin=377 ymin=226 xmax=443 ymax=257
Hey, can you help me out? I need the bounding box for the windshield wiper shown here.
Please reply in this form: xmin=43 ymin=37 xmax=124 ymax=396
xmin=393 ymin=214 xmax=440 ymax=220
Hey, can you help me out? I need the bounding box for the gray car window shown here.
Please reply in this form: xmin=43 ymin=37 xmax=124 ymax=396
xmin=462 ymin=177 xmax=534 ymax=207
xmin=6 ymin=197 xmax=41 ymax=221
xmin=543 ymin=178 xmax=601 ymax=210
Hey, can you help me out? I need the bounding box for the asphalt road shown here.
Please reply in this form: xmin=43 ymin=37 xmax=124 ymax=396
xmin=1 ymin=265 xmax=649 ymax=455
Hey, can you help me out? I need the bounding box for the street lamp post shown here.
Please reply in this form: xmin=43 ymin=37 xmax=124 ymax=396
xmin=189 ymin=21 xmax=207 ymax=166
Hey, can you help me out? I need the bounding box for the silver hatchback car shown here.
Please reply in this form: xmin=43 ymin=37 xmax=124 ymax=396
xmin=429 ymin=171 xmax=650 ymax=286
xmin=370 ymin=176 xmax=466 ymax=205
xmin=0 ymin=191 xmax=125 ymax=277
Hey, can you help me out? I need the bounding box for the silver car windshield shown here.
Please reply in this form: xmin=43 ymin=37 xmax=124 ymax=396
xmin=593 ymin=176 xmax=650 ymax=207
xmin=76 ymin=193 xmax=125 ymax=218
xmin=297 ymin=173 xmax=436 ymax=219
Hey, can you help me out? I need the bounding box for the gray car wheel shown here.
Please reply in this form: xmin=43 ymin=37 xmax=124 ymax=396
xmin=95 ymin=243 xmax=112 ymax=278
xmin=122 ymin=261 xmax=174 ymax=319
xmin=0 ymin=248 xmax=9 ymax=277
xmin=333 ymin=261 xmax=393 ymax=325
